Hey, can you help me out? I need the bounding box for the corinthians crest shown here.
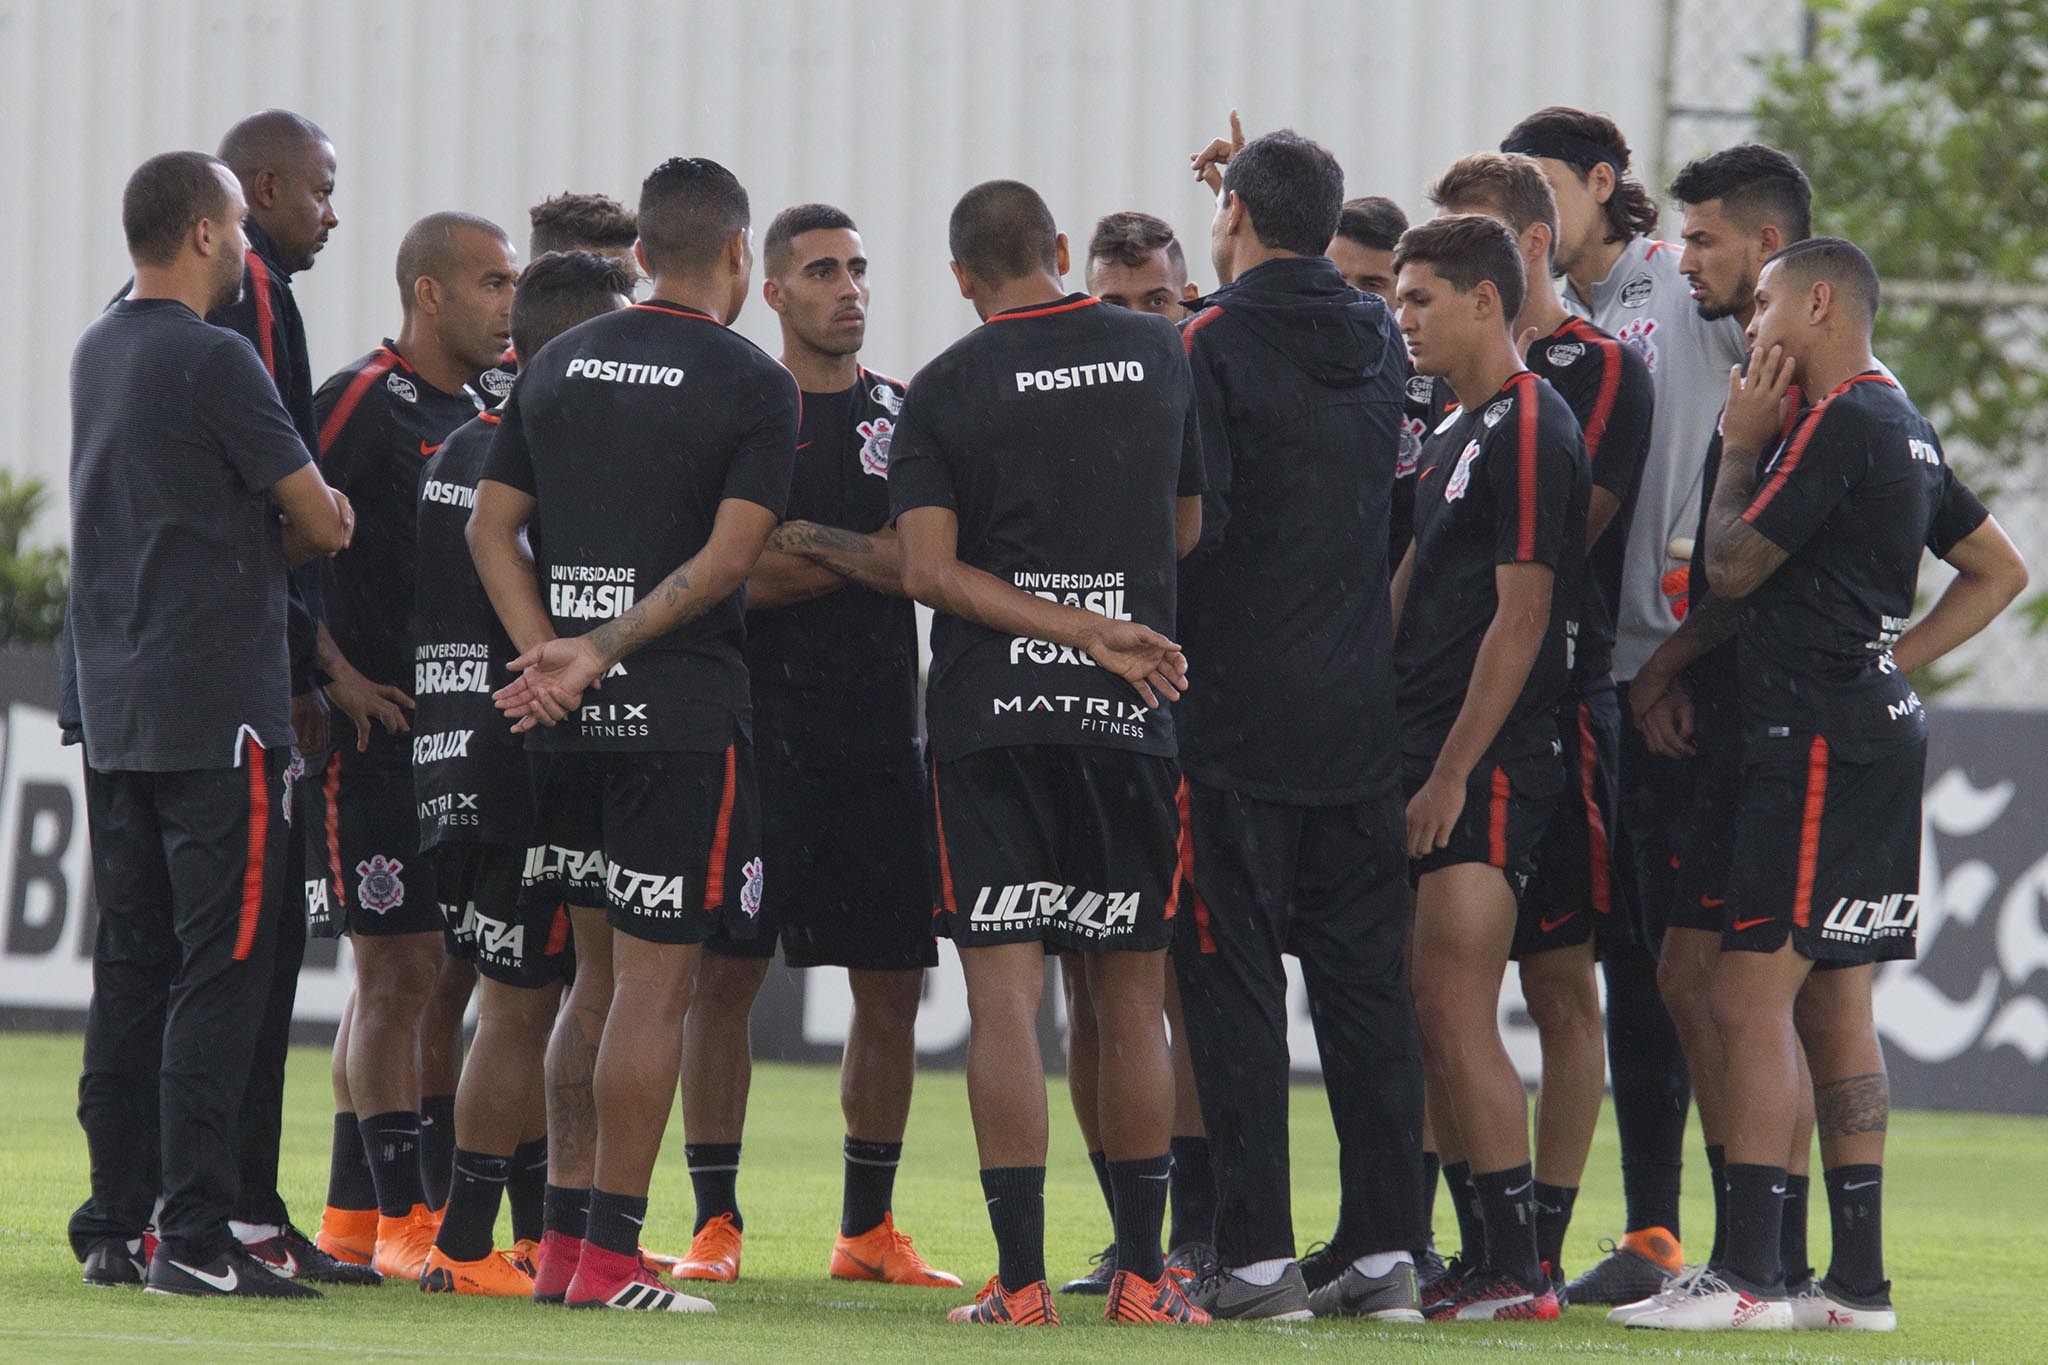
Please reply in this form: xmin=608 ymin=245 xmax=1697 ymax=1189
xmin=356 ymin=854 xmax=406 ymax=914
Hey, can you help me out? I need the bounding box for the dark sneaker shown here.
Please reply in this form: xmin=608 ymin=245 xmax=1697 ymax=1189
xmin=1164 ymin=1241 xmax=1218 ymax=1285
xmin=1413 ymin=1244 xmax=1449 ymax=1293
xmin=1418 ymin=1254 xmax=1478 ymax=1315
xmin=82 ymin=1238 xmax=145 ymax=1288
xmin=245 ymin=1224 xmax=384 ymax=1286
xmin=1565 ymin=1227 xmax=1682 ymax=1306
xmin=1423 ymin=1268 xmax=1560 ymax=1322
xmin=1306 ymin=1257 xmax=1422 ymax=1321
xmin=1187 ymin=1262 xmax=1313 ymax=1322
xmin=1058 ymin=1243 xmax=1116 ymax=1295
xmin=1294 ymin=1240 xmax=1350 ymax=1293
xmin=145 ymin=1245 xmax=322 ymax=1299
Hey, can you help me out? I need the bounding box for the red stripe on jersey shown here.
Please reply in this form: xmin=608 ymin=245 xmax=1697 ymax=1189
xmin=631 ymin=300 xmax=718 ymax=322
xmin=245 ymin=251 xmax=278 ymax=380
xmin=990 ymin=296 xmax=1100 ymax=323
xmin=1578 ymin=703 xmax=1612 ymax=913
xmin=1741 ymin=373 xmax=1896 ymax=523
xmin=1644 ymin=240 xmax=1679 ymax=258
xmin=317 ymin=349 xmax=400 ymax=459
xmin=701 ymin=744 xmax=738 ymax=909
xmin=478 ymin=410 xmax=501 ymax=426
xmin=1514 ymin=372 xmax=1540 ymax=559
xmin=1488 ymin=766 xmax=1512 ymax=868
xmin=930 ymin=766 xmax=960 ymax=917
xmin=322 ymin=755 xmax=345 ymax=907
xmin=1180 ymin=305 xmax=1224 ymax=354
xmin=1162 ymin=777 xmax=1192 ymax=922
xmin=859 ymin=365 xmax=905 ymax=390
xmin=235 ymin=743 xmax=269 ymax=961
xmin=1569 ymin=320 xmax=1624 ymax=466
xmin=1793 ymin=735 xmax=1830 ymax=929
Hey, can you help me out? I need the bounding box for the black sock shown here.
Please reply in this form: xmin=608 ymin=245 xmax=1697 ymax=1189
xmin=684 ymin=1143 xmax=742 ymax=1233
xmin=1166 ymin=1136 xmax=1216 ymax=1250
xmin=841 ymin=1137 xmax=902 ymax=1238
xmin=1471 ymin=1164 xmax=1541 ymax=1286
xmin=436 ymin=1149 xmax=509 ymax=1262
xmin=1421 ymin=1151 xmax=1441 ymax=1246
xmin=1706 ymin=1144 xmax=1728 ymax=1264
xmin=980 ymin=1166 xmax=1046 ymax=1291
xmin=1602 ymin=947 xmax=1690 ymax=1238
xmin=1822 ymin=1164 xmax=1884 ymax=1296
xmin=542 ymin=1183 xmax=589 ymax=1240
xmin=326 ymin=1112 xmax=376 ymax=1211
xmin=508 ymin=1137 xmax=548 ymax=1245
xmin=1717 ymin=1162 xmax=1787 ymax=1290
xmin=358 ymin=1111 xmax=427 ymax=1218
xmin=419 ymin=1094 xmax=456 ymax=1211
xmin=1620 ymin=1157 xmax=1684 ymax=1239
xmin=1443 ymin=1161 xmax=1484 ymax=1264
xmin=1109 ymin=1154 xmax=1171 ymax=1281
xmin=1087 ymin=1149 xmax=1115 ymax=1222
xmin=1533 ymin=1182 xmax=1577 ymax=1274
xmin=1780 ymin=1173 xmax=1812 ymax=1286
xmin=585 ymin=1188 xmax=647 ymax=1258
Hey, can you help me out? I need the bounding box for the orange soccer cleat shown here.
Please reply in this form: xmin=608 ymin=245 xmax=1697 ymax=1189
xmin=948 ymin=1275 xmax=1061 ymax=1325
xmin=315 ymin=1205 xmax=378 ymax=1267
xmin=370 ymin=1204 xmax=441 ymax=1282
xmin=500 ymin=1239 xmax=541 ymax=1278
xmin=831 ymin=1213 xmax=963 ymax=1287
xmin=420 ymin=1245 xmax=537 ymax=1297
xmin=1105 ymin=1268 xmax=1212 ymax=1324
xmin=668 ymin=1212 xmax=743 ymax=1282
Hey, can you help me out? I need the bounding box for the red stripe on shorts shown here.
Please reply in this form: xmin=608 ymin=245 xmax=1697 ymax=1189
xmin=702 ymin=744 xmax=737 ymax=909
xmin=1579 ymin=704 xmax=1612 ymax=913
xmin=1793 ymin=735 xmax=1830 ymax=929
xmin=323 ymin=755 xmax=345 ymax=907
xmin=235 ymin=743 xmax=268 ymax=961
xmin=1489 ymin=766 xmax=1512 ymax=868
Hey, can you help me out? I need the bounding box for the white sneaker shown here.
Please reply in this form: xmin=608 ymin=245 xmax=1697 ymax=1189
xmin=1606 ymin=1263 xmax=1700 ymax=1326
xmin=1790 ymin=1278 xmax=1896 ymax=1331
xmin=1623 ymin=1267 xmax=1791 ymax=1331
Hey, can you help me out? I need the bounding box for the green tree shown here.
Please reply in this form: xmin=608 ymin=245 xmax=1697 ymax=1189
xmin=1755 ymin=0 xmax=2048 ymax=482
xmin=0 ymin=472 xmax=69 ymax=645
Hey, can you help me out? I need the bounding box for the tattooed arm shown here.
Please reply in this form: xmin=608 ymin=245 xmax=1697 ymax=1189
xmin=767 ymin=519 xmax=907 ymax=597
xmin=1704 ymin=346 xmax=1797 ymax=600
xmin=746 ymin=544 xmax=846 ymax=610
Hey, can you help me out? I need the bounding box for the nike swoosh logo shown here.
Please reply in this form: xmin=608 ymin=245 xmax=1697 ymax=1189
xmin=1505 ymin=1181 xmax=1533 ymax=1197
xmin=1770 ymin=1184 xmax=1787 ymax=1195
xmin=795 ymin=440 xmax=813 ymax=450
xmin=1701 ymin=895 xmax=1727 ymax=908
xmin=624 ymin=1213 xmax=645 ymax=1226
xmin=1842 ymin=1179 xmax=1879 ymax=1191
xmin=420 ymin=440 xmax=441 ymax=457
xmin=173 ymin=1259 xmax=238 ymax=1292
xmin=1140 ymin=1173 xmax=1171 ymax=1181
xmin=1731 ymin=916 xmax=1773 ymax=931
xmin=264 ymin=1248 xmax=299 ymax=1278
xmin=842 ymin=1251 xmax=886 ymax=1278
xmin=1539 ymin=911 xmax=1578 ymax=933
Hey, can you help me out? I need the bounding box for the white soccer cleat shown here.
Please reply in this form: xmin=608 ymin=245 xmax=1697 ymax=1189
xmin=1622 ymin=1266 xmax=1791 ymax=1331
xmin=1790 ymin=1278 xmax=1896 ymax=1331
xmin=1606 ymin=1263 xmax=1700 ymax=1326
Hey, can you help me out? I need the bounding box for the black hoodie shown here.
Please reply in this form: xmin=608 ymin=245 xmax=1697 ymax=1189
xmin=1177 ymin=255 xmax=1403 ymax=803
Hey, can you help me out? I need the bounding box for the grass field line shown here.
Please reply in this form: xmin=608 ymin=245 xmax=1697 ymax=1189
xmin=0 ymin=1327 xmax=710 ymax=1365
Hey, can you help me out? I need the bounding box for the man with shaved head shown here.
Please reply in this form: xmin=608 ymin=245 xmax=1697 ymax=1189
xmin=307 ymin=211 xmax=516 ymax=1283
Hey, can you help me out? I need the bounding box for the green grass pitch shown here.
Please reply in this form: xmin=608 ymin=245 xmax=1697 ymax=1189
xmin=0 ymin=1032 xmax=2036 ymax=1362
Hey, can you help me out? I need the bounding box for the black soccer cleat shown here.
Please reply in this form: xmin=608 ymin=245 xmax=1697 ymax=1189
xmin=82 ymin=1238 xmax=146 ymax=1288
xmin=145 ymin=1244 xmax=323 ymax=1299
xmin=1294 ymin=1240 xmax=1352 ymax=1293
xmin=1058 ymin=1243 xmax=1116 ymax=1294
xmin=244 ymin=1224 xmax=384 ymax=1286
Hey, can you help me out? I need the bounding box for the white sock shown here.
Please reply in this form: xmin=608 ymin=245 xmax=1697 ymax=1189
xmin=230 ymin=1220 xmax=281 ymax=1244
xmin=1230 ymin=1258 xmax=1291 ymax=1286
xmin=1352 ymin=1249 xmax=1413 ymax=1277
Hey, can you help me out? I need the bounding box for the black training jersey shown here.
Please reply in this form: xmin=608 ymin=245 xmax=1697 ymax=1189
xmin=747 ymin=368 xmax=921 ymax=771
xmin=1177 ymin=257 xmax=1408 ymax=803
xmin=483 ymin=299 xmax=800 ymax=752
xmin=888 ymin=294 xmax=1202 ymax=762
xmin=316 ymin=342 xmax=484 ymax=769
xmin=1396 ymin=370 xmax=1589 ymax=762
xmin=1737 ymin=373 xmax=1987 ymax=754
xmin=1527 ymin=315 xmax=1654 ymax=689
xmin=412 ymin=410 xmax=535 ymax=849
xmin=1397 ymin=367 xmax=1461 ymax=573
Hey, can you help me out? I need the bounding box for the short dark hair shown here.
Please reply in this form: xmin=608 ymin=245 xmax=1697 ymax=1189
xmin=948 ymin=180 xmax=1059 ymax=283
xmin=216 ymin=109 xmax=329 ymax=188
xmin=122 ymin=151 xmax=234 ymax=268
xmin=1087 ymin=211 xmax=1186 ymax=274
xmin=1501 ymin=106 xmax=1661 ymax=244
xmin=1669 ymin=143 xmax=1813 ymax=243
xmin=529 ymin=192 xmax=637 ymax=258
xmin=764 ymin=203 xmax=858 ymax=277
xmin=1763 ymin=236 xmax=1880 ymax=328
xmin=1394 ymin=214 xmax=1527 ymax=325
xmin=1222 ymin=130 xmax=1344 ymax=257
xmin=1428 ymin=153 xmax=1559 ymax=243
xmin=396 ymin=211 xmax=510 ymax=309
xmin=1334 ymin=196 xmax=1408 ymax=252
xmin=511 ymin=250 xmax=633 ymax=360
xmin=636 ymin=157 xmax=750 ymax=276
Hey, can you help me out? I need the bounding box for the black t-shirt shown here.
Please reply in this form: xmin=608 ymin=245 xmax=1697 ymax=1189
xmin=1526 ymin=315 xmax=1654 ymax=689
xmin=746 ymin=368 xmax=921 ymax=771
xmin=412 ymin=410 xmax=535 ymax=848
xmin=1396 ymin=369 xmax=1462 ymax=573
xmin=483 ymin=300 xmax=800 ymax=752
xmin=888 ymin=294 xmax=1201 ymax=761
xmin=315 ymin=343 xmax=485 ymax=769
xmin=1396 ymin=370 xmax=1589 ymax=762
xmin=1738 ymin=373 xmax=1987 ymax=755
xmin=67 ymin=299 xmax=309 ymax=770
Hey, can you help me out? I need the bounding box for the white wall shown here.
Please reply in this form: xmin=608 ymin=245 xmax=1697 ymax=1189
xmin=3 ymin=0 xmax=1666 ymax=510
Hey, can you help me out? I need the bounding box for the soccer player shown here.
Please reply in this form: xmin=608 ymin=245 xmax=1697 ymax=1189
xmin=663 ymin=203 xmax=955 ymax=1290
xmin=1614 ymin=144 xmax=1821 ymax=1317
xmin=1058 ymin=206 xmax=1215 ymax=1294
xmin=308 ymin=212 xmax=517 ymax=1280
xmin=67 ymin=150 xmax=351 ymax=1298
xmin=891 ymin=179 xmax=1206 ymax=1327
xmin=1501 ymin=105 xmax=1743 ymax=1302
xmin=1393 ymin=213 xmax=1588 ymax=1322
xmin=1174 ymin=128 xmax=1426 ymax=1323
xmin=1328 ymin=195 xmax=1407 ymax=302
xmin=412 ymin=251 xmax=633 ymax=1298
xmin=471 ymin=155 xmax=796 ymax=1314
xmin=1423 ymin=152 xmax=1654 ymax=1300
xmin=529 ymin=190 xmax=642 ymax=281
xmin=1626 ymin=239 xmax=2025 ymax=1330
